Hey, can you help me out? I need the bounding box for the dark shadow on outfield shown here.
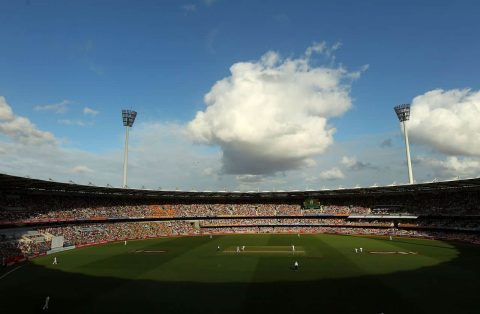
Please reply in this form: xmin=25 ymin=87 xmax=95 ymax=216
xmin=1 ymin=241 xmax=479 ymax=314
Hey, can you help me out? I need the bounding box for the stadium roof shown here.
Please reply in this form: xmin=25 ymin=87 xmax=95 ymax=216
xmin=1 ymin=173 xmax=480 ymax=200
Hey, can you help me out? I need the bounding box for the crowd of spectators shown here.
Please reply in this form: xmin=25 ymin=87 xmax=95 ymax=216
xmin=3 ymin=191 xmax=480 ymax=224
xmin=39 ymin=221 xmax=198 ymax=246
xmin=199 ymin=218 xmax=394 ymax=228
xmin=1 ymin=221 xmax=198 ymax=262
xmin=1 ymin=198 xmax=309 ymax=222
xmin=2 ymin=217 xmax=480 ymax=263
xmin=399 ymin=219 xmax=480 ymax=231
xmin=0 ymin=200 xmax=424 ymax=223
xmin=2 ymin=188 xmax=480 ymax=264
xmin=0 ymin=233 xmax=51 ymax=263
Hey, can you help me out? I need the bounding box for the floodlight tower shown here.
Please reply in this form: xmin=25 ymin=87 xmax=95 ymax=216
xmin=122 ymin=110 xmax=137 ymax=188
xmin=394 ymin=104 xmax=414 ymax=184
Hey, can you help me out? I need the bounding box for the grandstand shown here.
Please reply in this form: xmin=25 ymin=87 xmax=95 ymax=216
xmin=1 ymin=173 xmax=480 ymax=313
xmin=1 ymin=172 xmax=480 ymax=261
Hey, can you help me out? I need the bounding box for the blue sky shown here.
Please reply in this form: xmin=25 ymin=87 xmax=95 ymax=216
xmin=1 ymin=0 xmax=480 ymax=190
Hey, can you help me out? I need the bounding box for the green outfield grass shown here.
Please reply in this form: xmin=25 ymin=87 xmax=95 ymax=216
xmin=1 ymin=233 xmax=479 ymax=313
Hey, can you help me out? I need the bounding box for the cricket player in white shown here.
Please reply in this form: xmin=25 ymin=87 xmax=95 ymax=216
xmin=43 ymin=296 xmax=50 ymax=310
xmin=360 ymin=247 xmax=363 ymax=253
xmin=354 ymin=248 xmax=358 ymax=253
xmin=389 ymin=236 xmax=393 ymax=241
xmin=242 ymin=245 xmax=245 ymax=251
xmin=236 ymin=246 xmax=240 ymax=253
xmin=294 ymin=261 xmax=299 ymax=270
xmin=292 ymin=245 xmax=295 ymax=253
xmin=124 ymin=240 xmax=127 ymax=245
xmin=52 ymin=257 xmax=57 ymax=265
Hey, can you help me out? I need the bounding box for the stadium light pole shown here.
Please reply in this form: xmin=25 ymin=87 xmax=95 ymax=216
xmin=394 ymin=104 xmax=414 ymax=184
xmin=122 ymin=110 xmax=137 ymax=188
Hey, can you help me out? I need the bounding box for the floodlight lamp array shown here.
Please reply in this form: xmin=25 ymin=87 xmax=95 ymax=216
xmin=394 ymin=104 xmax=411 ymax=122
xmin=122 ymin=110 xmax=137 ymax=127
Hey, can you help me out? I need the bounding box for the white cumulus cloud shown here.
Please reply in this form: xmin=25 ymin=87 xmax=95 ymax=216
xmin=414 ymin=156 xmax=480 ymax=178
xmin=409 ymin=89 xmax=480 ymax=156
xmin=341 ymin=156 xmax=357 ymax=168
xmin=188 ymin=43 xmax=364 ymax=175
xmin=341 ymin=156 xmax=376 ymax=171
xmin=0 ymin=96 xmax=56 ymax=145
xmin=59 ymin=119 xmax=86 ymax=126
xmin=318 ymin=167 xmax=345 ymax=181
xmin=34 ymin=100 xmax=72 ymax=114
xmin=83 ymin=107 xmax=99 ymax=116
xmin=235 ymin=174 xmax=266 ymax=184
xmin=71 ymin=165 xmax=94 ymax=174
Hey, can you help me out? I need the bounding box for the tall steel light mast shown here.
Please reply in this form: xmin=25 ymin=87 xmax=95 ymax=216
xmin=122 ymin=110 xmax=137 ymax=188
xmin=394 ymin=104 xmax=414 ymax=184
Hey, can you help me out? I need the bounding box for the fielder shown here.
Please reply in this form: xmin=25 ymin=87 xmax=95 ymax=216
xmin=294 ymin=261 xmax=299 ymax=270
xmin=52 ymin=257 xmax=57 ymax=265
xmin=42 ymin=296 xmax=50 ymax=310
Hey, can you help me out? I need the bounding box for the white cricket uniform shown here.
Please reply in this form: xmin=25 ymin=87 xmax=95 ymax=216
xmin=360 ymin=248 xmax=363 ymax=253
xmin=124 ymin=240 xmax=127 ymax=245
xmin=43 ymin=296 xmax=50 ymax=310
xmin=355 ymin=248 xmax=358 ymax=253
xmin=53 ymin=257 xmax=57 ymax=264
